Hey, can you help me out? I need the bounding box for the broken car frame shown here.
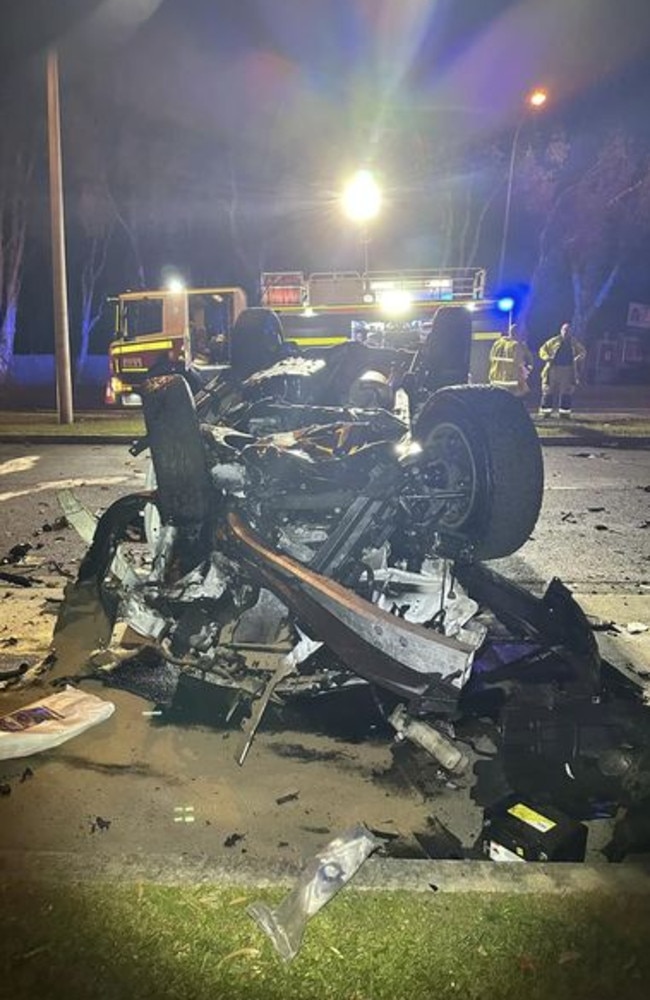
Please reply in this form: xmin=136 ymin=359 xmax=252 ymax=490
xmin=58 ymin=307 xmax=650 ymax=829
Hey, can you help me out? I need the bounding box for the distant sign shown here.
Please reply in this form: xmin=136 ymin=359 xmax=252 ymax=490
xmin=627 ymin=302 xmax=650 ymax=329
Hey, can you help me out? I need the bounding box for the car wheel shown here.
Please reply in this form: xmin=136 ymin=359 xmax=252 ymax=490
xmin=412 ymin=385 xmax=544 ymax=560
xmin=141 ymin=374 xmax=212 ymax=530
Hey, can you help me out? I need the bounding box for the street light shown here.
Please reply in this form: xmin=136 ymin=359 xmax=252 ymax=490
xmin=341 ymin=169 xmax=382 ymax=275
xmin=496 ymin=88 xmax=548 ymax=288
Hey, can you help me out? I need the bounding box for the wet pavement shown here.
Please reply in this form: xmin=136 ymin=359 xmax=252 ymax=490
xmin=0 ymin=442 xmax=649 ymax=867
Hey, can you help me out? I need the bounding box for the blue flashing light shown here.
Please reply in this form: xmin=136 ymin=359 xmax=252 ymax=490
xmin=497 ymin=296 xmax=516 ymax=313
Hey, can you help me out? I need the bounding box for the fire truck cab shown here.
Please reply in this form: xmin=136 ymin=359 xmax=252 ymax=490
xmin=105 ymin=286 xmax=247 ymax=406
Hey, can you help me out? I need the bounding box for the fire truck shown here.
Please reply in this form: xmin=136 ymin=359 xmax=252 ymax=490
xmin=105 ymin=286 xmax=247 ymax=406
xmin=105 ymin=268 xmax=503 ymax=405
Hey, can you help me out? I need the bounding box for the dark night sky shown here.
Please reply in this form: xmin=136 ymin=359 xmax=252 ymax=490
xmin=3 ymin=0 xmax=650 ymax=352
xmin=4 ymin=0 xmax=650 ymax=129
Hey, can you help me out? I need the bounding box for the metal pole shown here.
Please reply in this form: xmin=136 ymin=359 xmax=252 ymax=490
xmin=496 ymin=120 xmax=524 ymax=290
xmin=362 ymin=225 xmax=370 ymax=278
xmin=46 ymin=48 xmax=74 ymax=424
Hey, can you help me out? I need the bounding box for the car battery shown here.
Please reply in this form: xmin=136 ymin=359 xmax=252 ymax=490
xmin=481 ymin=798 xmax=588 ymax=862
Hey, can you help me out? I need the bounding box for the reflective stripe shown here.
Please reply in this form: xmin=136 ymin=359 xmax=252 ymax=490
xmin=285 ymin=336 xmax=349 ymax=346
xmin=111 ymin=339 xmax=175 ymax=355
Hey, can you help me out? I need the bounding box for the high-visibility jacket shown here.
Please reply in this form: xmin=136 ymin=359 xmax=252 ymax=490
xmin=489 ymin=336 xmax=534 ymax=395
xmin=539 ymin=334 xmax=586 ymax=385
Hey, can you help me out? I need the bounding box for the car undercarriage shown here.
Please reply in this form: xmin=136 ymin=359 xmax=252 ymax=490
xmin=55 ymin=309 xmax=650 ymax=858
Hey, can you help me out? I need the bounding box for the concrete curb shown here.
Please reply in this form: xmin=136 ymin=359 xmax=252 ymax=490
xmin=0 ymin=435 xmax=138 ymax=445
xmin=1 ymin=850 xmax=649 ymax=894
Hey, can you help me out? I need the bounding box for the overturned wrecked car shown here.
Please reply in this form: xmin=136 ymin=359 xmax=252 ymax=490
xmin=58 ymin=307 xmax=650 ymax=855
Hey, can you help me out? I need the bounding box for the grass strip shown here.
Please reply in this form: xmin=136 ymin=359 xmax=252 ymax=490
xmin=0 ymin=881 xmax=648 ymax=1000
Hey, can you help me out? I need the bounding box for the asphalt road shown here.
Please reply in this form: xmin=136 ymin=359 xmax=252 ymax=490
xmin=2 ymin=441 xmax=649 ymax=591
xmin=0 ymin=441 xmax=649 ymax=867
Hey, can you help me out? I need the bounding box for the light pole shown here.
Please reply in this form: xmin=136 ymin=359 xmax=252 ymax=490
xmin=497 ymin=88 xmax=548 ymax=289
xmin=341 ymin=169 xmax=382 ymax=277
xmin=47 ymin=48 xmax=74 ymax=424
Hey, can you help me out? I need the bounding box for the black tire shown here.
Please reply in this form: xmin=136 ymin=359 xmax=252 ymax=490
xmin=412 ymin=385 xmax=544 ymax=560
xmin=140 ymin=374 xmax=212 ymax=528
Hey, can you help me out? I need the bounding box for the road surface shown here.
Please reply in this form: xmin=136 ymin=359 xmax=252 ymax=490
xmin=0 ymin=441 xmax=648 ymax=866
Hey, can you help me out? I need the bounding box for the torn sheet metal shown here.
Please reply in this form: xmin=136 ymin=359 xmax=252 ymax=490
xmin=227 ymin=511 xmax=478 ymax=708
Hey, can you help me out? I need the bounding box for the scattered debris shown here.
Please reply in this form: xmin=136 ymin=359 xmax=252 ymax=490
xmin=248 ymin=824 xmax=380 ymax=961
xmin=0 ymin=543 xmax=32 ymax=566
xmin=19 ymin=767 xmax=34 ymax=783
xmin=0 ymin=686 xmax=115 ymax=760
xmin=626 ymin=622 xmax=649 ymax=635
xmin=561 ymin=511 xmax=577 ymax=523
xmin=89 ymin=816 xmax=112 ymax=833
xmin=587 ymin=506 xmax=606 ymax=513
xmin=224 ymin=832 xmax=246 ymax=848
xmin=0 ymin=570 xmax=34 ymax=588
xmin=594 ymin=524 xmax=609 ymax=532
xmin=42 ymin=517 xmax=69 ymax=533
xmin=0 ymin=783 xmax=10 ymax=797
xmin=0 ymin=650 xmax=56 ymax=690
xmin=586 ymin=615 xmax=619 ymax=633
xmin=276 ymin=789 xmax=300 ymax=806
xmin=0 ymin=655 xmax=31 ymax=685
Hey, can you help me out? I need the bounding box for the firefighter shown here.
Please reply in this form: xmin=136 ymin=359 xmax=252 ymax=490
xmin=488 ymin=324 xmax=534 ymax=396
xmin=538 ymin=322 xmax=586 ymax=418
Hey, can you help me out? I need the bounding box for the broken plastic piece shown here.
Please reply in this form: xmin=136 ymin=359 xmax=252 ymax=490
xmin=0 ymin=686 xmax=115 ymax=760
xmin=276 ymin=789 xmax=300 ymax=805
xmin=248 ymin=823 xmax=380 ymax=961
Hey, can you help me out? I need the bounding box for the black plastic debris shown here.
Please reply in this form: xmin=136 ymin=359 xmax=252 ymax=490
xmin=0 ymin=783 xmax=11 ymax=797
xmin=0 ymin=654 xmax=35 ymax=682
xmin=19 ymin=767 xmax=34 ymax=783
xmin=276 ymin=789 xmax=300 ymax=805
xmin=0 ymin=570 xmax=34 ymax=588
xmin=0 ymin=543 xmax=32 ymax=566
xmin=224 ymin=832 xmax=245 ymax=848
xmin=89 ymin=816 xmax=112 ymax=833
xmin=42 ymin=517 xmax=69 ymax=533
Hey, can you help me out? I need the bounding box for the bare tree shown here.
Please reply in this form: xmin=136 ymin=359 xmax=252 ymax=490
xmin=75 ymin=181 xmax=115 ymax=380
xmin=519 ymin=130 xmax=650 ymax=335
xmin=0 ymin=128 xmax=34 ymax=380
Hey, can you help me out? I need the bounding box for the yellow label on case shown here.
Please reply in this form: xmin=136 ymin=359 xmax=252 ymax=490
xmin=508 ymin=803 xmax=557 ymax=833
